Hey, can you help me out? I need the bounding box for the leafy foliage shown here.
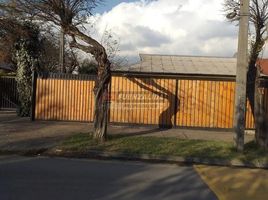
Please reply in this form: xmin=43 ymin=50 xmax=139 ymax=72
xmin=78 ymin=59 xmax=97 ymax=74
xmin=14 ymin=40 xmax=37 ymax=116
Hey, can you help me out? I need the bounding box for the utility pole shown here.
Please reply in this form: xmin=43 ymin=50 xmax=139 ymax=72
xmin=233 ymin=0 xmax=250 ymax=152
xmin=59 ymin=27 xmax=65 ymax=73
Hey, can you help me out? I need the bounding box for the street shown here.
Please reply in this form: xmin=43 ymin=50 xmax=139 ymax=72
xmin=0 ymin=156 xmax=217 ymax=200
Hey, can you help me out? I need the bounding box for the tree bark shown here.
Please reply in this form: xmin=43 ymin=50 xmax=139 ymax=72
xmin=59 ymin=27 xmax=65 ymax=73
xmin=93 ymin=49 xmax=111 ymax=142
xmin=245 ymin=25 xmax=268 ymax=148
xmin=254 ymin=70 xmax=268 ymax=149
xmin=67 ymin=25 xmax=111 ymax=141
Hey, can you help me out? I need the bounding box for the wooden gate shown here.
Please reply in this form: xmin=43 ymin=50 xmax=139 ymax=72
xmin=33 ymin=73 xmax=257 ymax=129
xmin=34 ymin=73 xmax=95 ymax=122
xmin=0 ymin=77 xmax=19 ymax=110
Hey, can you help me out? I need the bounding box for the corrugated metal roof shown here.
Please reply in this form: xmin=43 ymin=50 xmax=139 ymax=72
xmin=116 ymin=54 xmax=237 ymax=76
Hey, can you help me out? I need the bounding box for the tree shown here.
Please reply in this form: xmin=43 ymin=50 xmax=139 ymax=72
xmin=78 ymin=58 xmax=98 ymax=74
xmin=0 ymin=14 xmax=42 ymax=116
xmin=0 ymin=0 xmax=111 ymax=141
xmin=224 ymin=0 xmax=268 ymax=148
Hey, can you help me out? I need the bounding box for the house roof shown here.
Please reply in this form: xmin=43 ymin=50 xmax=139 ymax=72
xmin=115 ymin=54 xmax=238 ymax=76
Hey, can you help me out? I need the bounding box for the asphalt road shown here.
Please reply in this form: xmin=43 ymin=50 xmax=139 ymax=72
xmin=0 ymin=156 xmax=217 ymax=200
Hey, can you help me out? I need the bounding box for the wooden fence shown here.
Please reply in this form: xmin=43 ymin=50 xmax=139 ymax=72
xmin=0 ymin=76 xmax=19 ymax=109
xmin=33 ymin=73 xmax=258 ymax=129
xmin=34 ymin=73 xmax=95 ymax=122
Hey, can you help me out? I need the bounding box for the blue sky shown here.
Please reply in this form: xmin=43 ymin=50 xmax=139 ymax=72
xmin=94 ymin=0 xmax=136 ymax=13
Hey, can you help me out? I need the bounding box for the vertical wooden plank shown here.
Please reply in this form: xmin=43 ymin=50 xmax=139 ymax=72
xmin=221 ymin=82 xmax=226 ymax=128
xmin=59 ymin=76 xmax=63 ymax=120
xmin=54 ymin=78 xmax=58 ymax=120
xmin=194 ymin=80 xmax=198 ymax=127
xmin=78 ymin=79 xmax=82 ymax=121
xmin=204 ymin=81 xmax=209 ymax=127
xmin=195 ymin=80 xmax=200 ymax=127
xmin=229 ymin=81 xmax=234 ymax=128
xmin=122 ymin=76 xmax=126 ymax=123
xmin=199 ymin=80 xmax=204 ymax=127
xmin=146 ymin=78 xmax=151 ymax=125
xmin=179 ymin=79 xmax=184 ymax=126
xmin=73 ymin=79 xmax=77 ymax=121
xmin=86 ymin=80 xmax=90 ymax=122
xmin=196 ymin=80 xmax=201 ymax=127
xmin=209 ymin=81 xmax=215 ymax=127
xmin=44 ymin=78 xmax=49 ymax=120
xmin=113 ymin=76 xmax=118 ymax=123
xmin=75 ymin=78 xmax=79 ymax=121
xmin=81 ymin=80 xmax=85 ymax=122
xmin=225 ymin=82 xmax=230 ymax=128
xmin=230 ymin=81 xmax=235 ymax=128
xmin=109 ymin=77 xmax=114 ymax=123
xmin=219 ymin=81 xmax=224 ymax=128
xmin=63 ymin=78 xmax=67 ymax=121
xmin=35 ymin=78 xmax=40 ymax=119
xmin=68 ymin=78 xmax=72 ymax=121
xmin=130 ymin=77 xmax=134 ymax=124
xmin=67 ymin=79 xmax=72 ymax=121
xmin=76 ymin=79 xmax=80 ymax=121
xmin=217 ymin=81 xmax=222 ymax=128
xmin=51 ymin=78 xmax=56 ymax=120
xmin=225 ymin=81 xmax=231 ymax=128
xmin=137 ymin=78 xmax=142 ymax=124
xmin=48 ymin=77 xmax=53 ymax=120
xmin=166 ymin=78 xmax=171 ymax=127
xmin=41 ymin=78 xmax=46 ymax=120
xmin=71 ymin=79 xmax=76 ymax=121
xmin=85 ymin=80 xmax=89 ymax=122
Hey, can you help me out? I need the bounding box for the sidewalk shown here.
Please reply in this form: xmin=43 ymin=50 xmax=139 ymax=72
xmin=0 ymin=111 xmax=254 ymax=153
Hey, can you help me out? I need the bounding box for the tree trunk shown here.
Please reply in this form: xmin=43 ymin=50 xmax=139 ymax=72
xmin=254 ymin=69 xmax=268 ymax=149
xmin=93 ymin=50 xmax=111 ymax=142
xmin=246 ymin=61 xmax=257 ymax=116
xmin=66 ymin=25 xmax=112 ymax=142
xmin=245 ymin=28 xmax=268 ymax=148
xmin=59 ymin=28 xmax=65 ymax=73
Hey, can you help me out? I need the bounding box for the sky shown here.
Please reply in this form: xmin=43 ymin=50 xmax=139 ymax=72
xmin=84 ymin=0 xmax=267 ymax=64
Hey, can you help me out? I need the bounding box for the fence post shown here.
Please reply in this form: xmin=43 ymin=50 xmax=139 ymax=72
xmin=173 ymin=79 xmax=179 ymax=127
xmin=31 ymin=71 xmax=37 ymax=121
xmin=108 ymin=76 xmax=112 ymax=123
xmin=0 ymin=77 xmax=2 ymax=110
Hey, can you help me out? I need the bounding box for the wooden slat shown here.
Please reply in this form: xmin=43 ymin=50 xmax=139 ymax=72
xmin=34 ymin=73 xmax=261 ymax=129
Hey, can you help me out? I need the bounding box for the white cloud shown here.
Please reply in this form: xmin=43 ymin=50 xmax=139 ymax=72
xmin=85 ymin=0 xmax=239 ymax=63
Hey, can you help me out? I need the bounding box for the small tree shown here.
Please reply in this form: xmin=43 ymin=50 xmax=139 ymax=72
xmin=0 ymin=14 xmax=41 ymax=116
xmin=15 ymin=39 xmax=37 ymax=116
xmin=224 ymin=0 xmax=268 ymax=148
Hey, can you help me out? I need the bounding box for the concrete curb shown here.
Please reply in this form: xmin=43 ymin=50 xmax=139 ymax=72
xmin=44 ymin=149 xmax=268 ymax=169
xmin=1 ymin=148 xmax=268 ymax=169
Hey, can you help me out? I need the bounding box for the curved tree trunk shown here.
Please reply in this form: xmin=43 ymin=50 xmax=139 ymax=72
xmin=67 ymin=26 xmax=111 ymax=142
xmin=93 ymin=50 xmax=111 ymax=142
